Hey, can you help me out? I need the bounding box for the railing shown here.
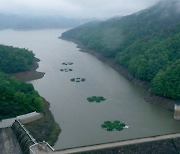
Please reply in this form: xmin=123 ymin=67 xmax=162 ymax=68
xmin=11 ymin=119 xmax=37 ymax=154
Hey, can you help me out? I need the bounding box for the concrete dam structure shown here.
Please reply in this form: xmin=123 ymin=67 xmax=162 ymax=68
xmin=12 ymin=120 xmax=37 ymax=154
xmin=0 ymin=119 xmax=38 ymax=154
xmin=1 ymin=106 xmax=180 ymax=154
xmin=29 ymin=133 xmax=180 ymax=154
xmin=0 ymin=127 xmax=23 ymax=154
xmin=174 ymin=101 xmax=180 ymax=120
xmin=0 ymin=119 xmax=53 ymax=154
xmin=0 ymin=119 xmax=180 ymax=154
xmin=0 ymin=112 xmax=43 ymax=154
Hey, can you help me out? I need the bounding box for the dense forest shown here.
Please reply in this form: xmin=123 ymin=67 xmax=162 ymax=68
xmin=0 ymin=45 xmax=34 ymax=73
xmin=0 ymin=73 xmax=43 ymax=120
xmin=62 ymin=0 xmax=180 ymax=100
xmin=0 ymin=45 xmax=43 ymax=120
xmin=0 ymin=45 xmax=60 ymax=144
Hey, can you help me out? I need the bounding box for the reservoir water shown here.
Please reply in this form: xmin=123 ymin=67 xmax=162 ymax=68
xmin=0 ymin=29 xmax=179 ymax=150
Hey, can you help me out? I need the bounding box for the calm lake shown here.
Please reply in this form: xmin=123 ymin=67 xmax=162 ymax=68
xmin=0 ymin=29 xmax=179 ymax=150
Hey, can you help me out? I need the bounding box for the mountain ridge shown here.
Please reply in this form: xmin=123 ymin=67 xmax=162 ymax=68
xmin=0 ymin=14 xmax=90 ymax=29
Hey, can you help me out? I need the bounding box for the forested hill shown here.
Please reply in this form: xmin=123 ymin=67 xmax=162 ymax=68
xmin=62 ymin=0 xmax=180 ymax=100
xmin=0 ymin=45 xmax=60 ymax=144
xmin=0 ymin=45 xmax=44 ymax=120
xmin=0 ymin=45 xmax=34 ymax=73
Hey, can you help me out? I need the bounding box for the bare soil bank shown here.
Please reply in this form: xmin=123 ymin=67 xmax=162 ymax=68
xmin=11 ymin=57 xmax=45 ymax=82
xmin=61 ymin=37 xmax=175 ymax=110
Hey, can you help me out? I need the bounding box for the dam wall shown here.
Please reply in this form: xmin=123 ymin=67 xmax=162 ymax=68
xmin=11 ymin=120 xmax=37 ymax=154
xmin=0 ymin=128 xmax=23 ymax=154
xmin=174 ymin=102 xmax=180 ymax=120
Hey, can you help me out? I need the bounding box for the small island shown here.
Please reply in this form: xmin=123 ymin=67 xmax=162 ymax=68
xmin=87 ymin=96 xmax=106 ymax=103
xmin=70 ymin=78 xmax=86 ymax=82
xmin=101 ymin=121 xmax=128 ymax=131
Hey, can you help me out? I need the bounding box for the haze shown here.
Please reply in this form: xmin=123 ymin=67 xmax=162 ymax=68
xmin=0 ymin=0 xmax=160 ymax=18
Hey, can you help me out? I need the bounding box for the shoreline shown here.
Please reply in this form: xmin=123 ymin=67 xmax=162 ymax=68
xmin=61 ymin=37 xmax=175 ymax=110
xmin=11 ymin=57 xmax=45 ymax=82
xmin=11 ymin=56 xmax=61 ymax=145
xmin=25 ymin=98 xmax=61 ymax=146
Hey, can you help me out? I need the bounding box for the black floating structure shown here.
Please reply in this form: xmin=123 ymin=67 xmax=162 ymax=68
xmin=62 ymin=62 xmax=74 ymax=65
xmin=70 ymin=78 xmax=86 ymax=82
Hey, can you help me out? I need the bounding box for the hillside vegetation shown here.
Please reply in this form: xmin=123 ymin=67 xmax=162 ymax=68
xmin=0 ymin=45 xmax=34 ymax=73
xmin=0 ymin=45 xmax=43 ymax=120
xmin=62 ymin=0 xmax=180 ymax=100
xmin=0 ymin=73 xmax=43 ymax=120
xmin=0 ymin=45 xmax=60 ymax=145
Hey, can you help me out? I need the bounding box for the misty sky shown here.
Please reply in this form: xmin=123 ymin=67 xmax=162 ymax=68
xmin=0 ymin=0 xmax=160 ymax=18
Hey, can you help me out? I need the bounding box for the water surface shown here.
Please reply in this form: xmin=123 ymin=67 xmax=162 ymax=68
xmin=0 ymin=29 xmax=179 ymax=150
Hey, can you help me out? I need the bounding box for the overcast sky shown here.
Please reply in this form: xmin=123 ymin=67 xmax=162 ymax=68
xmin=0 ymin=0 xmax=160 ymax=18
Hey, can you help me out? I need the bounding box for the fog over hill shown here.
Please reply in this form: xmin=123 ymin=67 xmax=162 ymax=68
xmin=62 ymin=0 xmax=180 ymax=99
xmin=0 ymin=0 xmax=162 ymax=29
xmin=0 ymin=0 xmax=159 ymax=18
xmin=0 ymin=14 xmax=91 ymax=29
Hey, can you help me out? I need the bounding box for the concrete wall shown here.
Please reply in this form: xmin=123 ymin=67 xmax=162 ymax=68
xmin=11 ymin=120 xmax=37 ymax=154
xmin=54 ymin=133 xmax=180 ymax=154
xmin=0 ymin=128 xmax=23 ymax=154
xmin=174 ymin=105 xmax=180 ymax=120
xmin=79 ymin=138 xmax=180 ymax=154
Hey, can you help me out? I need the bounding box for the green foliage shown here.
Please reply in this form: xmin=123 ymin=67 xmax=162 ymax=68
xmin=0 ymin=44 xmax=34 ymax=73
xmin=87 ymin=96 xmax=106 ymax=103
xmin=152 ymin=60 xmax=180 ymax=99
xmin=0 ymin=73 xmax=43 ymax=119
xmin=62 ymin=1 xmax=180 ymax=99
xmin=101 ymin=121 xmax=127 ymax=131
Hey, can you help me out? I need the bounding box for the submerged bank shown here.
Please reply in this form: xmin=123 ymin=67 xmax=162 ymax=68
xmin=61 ymin=37 xmax=175 ymax=111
